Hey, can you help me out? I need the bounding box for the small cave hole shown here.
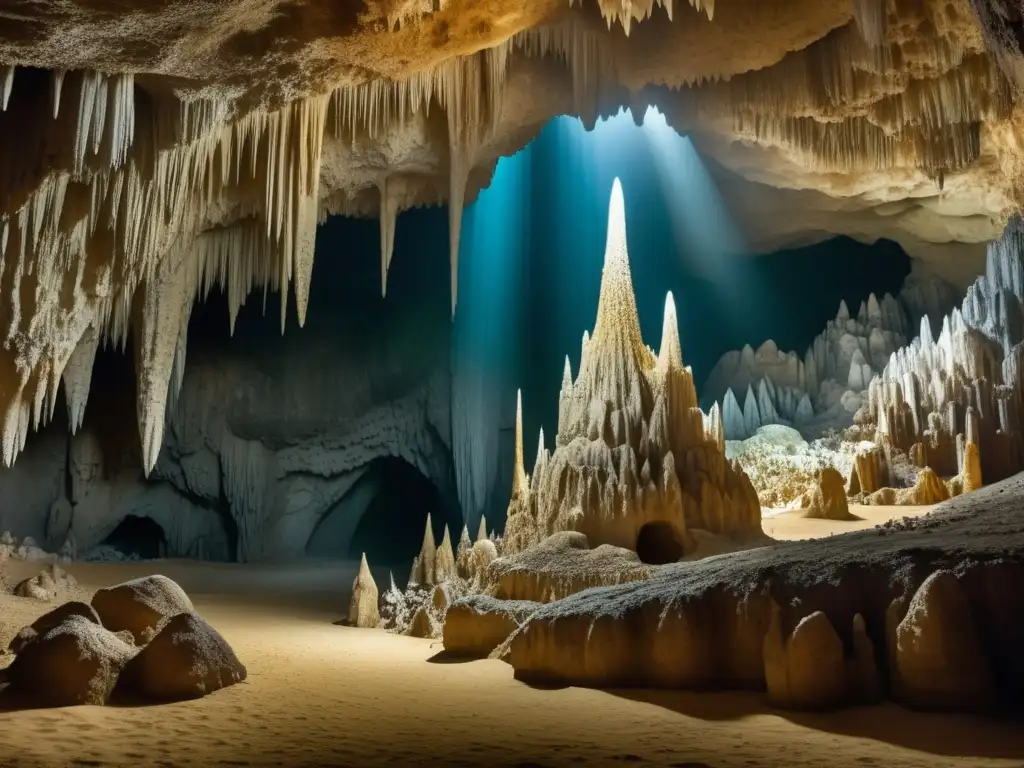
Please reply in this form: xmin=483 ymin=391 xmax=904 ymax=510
xmin=102 ymin=515 xmax=168 ymax=560
xmin=635 ymin=521 xmax=684 ymax=565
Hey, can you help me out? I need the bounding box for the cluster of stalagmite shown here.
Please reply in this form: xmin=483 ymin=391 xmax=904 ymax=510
xmin=0 ymin=0 xmax=1021 ymax=543
xmin=503 ymin=179 xmax=760 ymax=557
xmin=706 ymin=276 xmax=959 ymax=441
xmin=867 ymin=215 xmax=1024 ymax=491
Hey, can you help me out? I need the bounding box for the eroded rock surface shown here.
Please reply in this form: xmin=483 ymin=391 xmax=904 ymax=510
xmin=500 ymin=473 xmax=1024 ymax=713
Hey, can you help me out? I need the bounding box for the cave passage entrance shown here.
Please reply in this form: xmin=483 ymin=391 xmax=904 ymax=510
xmin=635 ymin=521 xmax=684 ymax=564
xmin=102 ymin=515 xmax=168 ymax=560
xmin=306 ymin=456 xmax=460 ymax=570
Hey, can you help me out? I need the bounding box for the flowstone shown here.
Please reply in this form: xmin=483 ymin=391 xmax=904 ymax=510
xmin=503 ymin=179 xmax=761 ymax=557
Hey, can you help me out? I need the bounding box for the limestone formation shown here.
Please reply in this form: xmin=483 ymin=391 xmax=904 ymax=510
xmin=804 ymin=468 xmax=854 ymax=521
xmin=0 ymin=0 xmax=1019 ymax=553
xmin=347 ymin=553 xmax=381 ymax=629
xmin=705 ymin=278 xmax=960 ymax=441
xmin=890 ymin=571 xmax=995 ymax=711
xmin=897 ymin=467 xmax=951 ymax=505
xmin=502 ymin=179 xmax=760 ymax=556
xmin=490 ymin=532 xmax=652 ymax=603
xmin=2 ymin=615 xmax=137 ymax=707
xmin=434 ymin=526 xmax=458 ymax=584
xmin=500 ymin=475 xmax=1024 ymax=712
xmin=120 ymin=612 xmax=248 ymax=702
xmin=869 ymin=216 xmax=1024 ymax=490
xmin=409 ymin=514 xmax=437 ymax=588
xmin=763 ymin=605 xmax=847 ymax=711
xmin=442 ymin=595 xmax=541 ymax=657
xmin=91 ymin=574 xmax=195 ymax=645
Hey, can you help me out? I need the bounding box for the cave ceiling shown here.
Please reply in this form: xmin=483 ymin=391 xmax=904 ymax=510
xmin=0 ymin=0 xmax=1022 ymax=469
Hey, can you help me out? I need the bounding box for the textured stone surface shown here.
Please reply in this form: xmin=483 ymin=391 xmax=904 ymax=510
xmin=0 ymin=0 xmax=1018 ymax=516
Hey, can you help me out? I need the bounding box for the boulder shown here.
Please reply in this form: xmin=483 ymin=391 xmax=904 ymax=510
xmin=3 ymin=615 xmax=137 ymax=706
xmin=91 ymin=574 xmax=194 ymax=644
xmin=7 ymin=601 xmax=100 ymax=655
xmin=120 ymin=612 xmax=246 ymax=702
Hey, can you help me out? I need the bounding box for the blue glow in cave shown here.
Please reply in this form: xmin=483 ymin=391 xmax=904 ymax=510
xmin=454 ymin=106 xmax=910 ymax=461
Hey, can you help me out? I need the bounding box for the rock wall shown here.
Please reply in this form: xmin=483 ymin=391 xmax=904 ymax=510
xmin=0 ymin=218 xmax=462 ymax=563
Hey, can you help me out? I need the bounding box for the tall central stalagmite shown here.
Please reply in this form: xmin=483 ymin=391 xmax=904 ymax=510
xmin=503 ymin=178 xmax=761 ymax=558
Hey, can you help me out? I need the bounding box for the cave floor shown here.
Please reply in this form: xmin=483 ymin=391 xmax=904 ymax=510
xmin=2 ymin=512 xmax=1023 ymax=768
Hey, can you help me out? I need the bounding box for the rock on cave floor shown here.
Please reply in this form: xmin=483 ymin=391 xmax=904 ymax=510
xmin=1 ymin=515 xmax=1023 ymax=768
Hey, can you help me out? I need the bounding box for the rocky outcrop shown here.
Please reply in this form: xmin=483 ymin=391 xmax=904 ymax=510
xmin=490 ymin=532 xmax=652 ymax=603
xmin=499 ymin=474 xmax=1024 ymax=713
xmin=502 ymin=179 xmax=761 ymax=556
xmin=2 ymin=575 xmax=246 ymax=707
xmin=443 ymin=595 xmax=541 ymax=657
xmin=888 ymin=570 xmax=995 ymax=711
xmin=804 ymin=468 xmax=854 ymax=521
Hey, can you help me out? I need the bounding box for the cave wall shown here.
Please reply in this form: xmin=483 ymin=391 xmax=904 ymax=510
xmin=0 ymin=211 xmax=463 ymax=563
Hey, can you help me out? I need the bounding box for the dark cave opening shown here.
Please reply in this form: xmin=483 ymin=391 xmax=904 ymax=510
xmin=306 ymin=456 xmax=460 ymax=571
xmin=635 ymin=521 xmax=684 ymax=565
xmin=102 ymin=515 xmax=168 ymax=560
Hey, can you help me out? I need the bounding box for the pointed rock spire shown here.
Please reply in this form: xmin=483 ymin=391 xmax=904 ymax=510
xmin=348 ymin=552 xmax=380 ymax=628
xmin=434 ymin=526 xmax=457 ymax=583
xmin=562 ymin=355 xmax=573 ymax=392
xmin=658 ymin=291 xmax=682 ymax=369
xmin=590 ymin=178 xmax=647 ymax=363
xmin=476 ymin=514 xmax=487 ymax=542
xmin=512 ymin=388 xmax=527 ymax=495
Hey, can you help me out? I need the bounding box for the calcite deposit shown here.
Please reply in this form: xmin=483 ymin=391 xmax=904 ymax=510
xmin=0 ymin=0 xmax=1022 ymax=547
xmin=503 ymin=179 xmax=761 ymax=558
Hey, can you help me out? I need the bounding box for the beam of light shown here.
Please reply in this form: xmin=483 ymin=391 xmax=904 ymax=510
xmin=450 ymin=138 xmax=531 ymax=528
xmin=638 ymin=105 xmax=748 ymax=274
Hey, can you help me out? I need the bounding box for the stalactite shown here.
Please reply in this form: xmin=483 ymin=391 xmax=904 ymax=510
xmin=62 ymin=326 xmax=99 ymax=435
xmin=377 ymin=177 xmax=399 ymax=297
xmin=1 ymin=65 xmax=15 ymax=111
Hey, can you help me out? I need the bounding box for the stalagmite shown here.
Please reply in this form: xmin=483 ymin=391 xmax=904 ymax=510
xmin=434 ymin=526 xmax=457 ymax=583
xmin=477 ymin=514 xmax=488 ymax=543
xmin=348 ymin=553 xmax=381 ymax=628
xmin=411 ymin=513 xmax=437 ymax=587
xmin=501 ymin=178 xmax=761 ymax=556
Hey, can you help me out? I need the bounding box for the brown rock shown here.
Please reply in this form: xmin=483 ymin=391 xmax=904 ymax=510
xmin=91 ymin=574 xmax=194 ymax=644
xmin=4 ymin=615 xmax=136 ymax=706
xmin=891 ymin=571 xmax=995 ymax=711
xmin=804 ymin=467 xmax=854 ymax=520
xmin=120 ymin=612 xmax=246 ymax=702
xmin=7 ymin=601 xmax=100 ymax=655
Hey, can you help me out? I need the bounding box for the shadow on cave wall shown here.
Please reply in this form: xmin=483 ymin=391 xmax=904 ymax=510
xmin=306 ymin=456 xmax=461 ymax=572
xmin=102 ymin=515 xmax=168 ymax=559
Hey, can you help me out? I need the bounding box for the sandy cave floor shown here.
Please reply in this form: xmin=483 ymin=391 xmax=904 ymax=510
xmin=1 ymin=508 xmax=1023 ymax=768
